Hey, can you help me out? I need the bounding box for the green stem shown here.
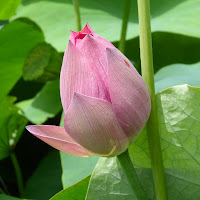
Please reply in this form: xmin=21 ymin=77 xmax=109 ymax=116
xmin=118 ymin=0 xmax=131 ymax=53
xmin=0 ymin=176 xmax=8 ymax=194
xmin=72 ymin=0 xmax=81 ymax=31
xmin=137 ymin=0 xmax=168 ymax=200
xmin=117 ymin=150 xmax=149 ymax=200
xmin=10 ymin=152 xmax=23 ymax=197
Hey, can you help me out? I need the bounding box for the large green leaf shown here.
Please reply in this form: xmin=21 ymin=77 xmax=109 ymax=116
xmin=15 ymin=0 xmax=200 ymax=51
xmin=87 ymin=85 xmax=200 ymax=200
xmin=60 ymin=153 xmax=98 ymax=188
xmin=24 ymin=151 xmax=62 ymax=200
xmin=17 ymin=80 xmax=62 ymax=125
xmin=0 ymin=0 xmax=22 ymax=20
xmin=0 ymin=97 xmax=27 ymax=160
xmin=157 ymin=85 xmax=200 ymax=169
xmin=155 ymin=62 xmax=200 ymax=93
xmin=50 ymin=176 xmax=90 ymax=200
xmin=124 ymin=32 xmax=200 ymax=73
xmin=86 ymin=157 xmax=137 ymax=200
xmin=0 ymin=18 xmax=44 ymax=101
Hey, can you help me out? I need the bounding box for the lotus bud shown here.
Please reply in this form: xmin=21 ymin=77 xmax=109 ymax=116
xmin=26 ymin=24 xmax=151 ymax=157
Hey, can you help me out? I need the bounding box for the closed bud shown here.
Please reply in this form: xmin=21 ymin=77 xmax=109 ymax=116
xmin=26 ymin=24 xmax=151 ymax=157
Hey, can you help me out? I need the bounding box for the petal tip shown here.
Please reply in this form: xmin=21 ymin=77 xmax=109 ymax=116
xmin=72 ymin=92 xmax=87 ymax=103
xmin=69 ymin=31 xmax=78 ymax=44
xmin=81 ymin=23 xmax=92 ymax=32
xmin=106 ymin=47 xmax=115 ymax=56
xmin=81 ymin=23 xmax=97 ymax=36
xmin=26 ymin=125 xmax=34 ymax=132
xmin=106 ymin=47 xmax=116 ymax=60
xmin=66 ymin=40 xmax=78 ymax=52
xmin=68 ymin=39 xmax=74 ymax=46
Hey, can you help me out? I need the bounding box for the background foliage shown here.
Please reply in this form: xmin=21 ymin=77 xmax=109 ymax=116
xmin=0 ymin=0 xmax=200 ymax=199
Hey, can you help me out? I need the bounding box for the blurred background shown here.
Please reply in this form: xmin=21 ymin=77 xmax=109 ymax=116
xmin=0 ymin=0 xmax=200 ymax=199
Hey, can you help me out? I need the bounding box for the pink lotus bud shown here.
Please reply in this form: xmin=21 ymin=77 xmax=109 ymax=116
xmin=26 ymin=24 xmax=151 ymax=157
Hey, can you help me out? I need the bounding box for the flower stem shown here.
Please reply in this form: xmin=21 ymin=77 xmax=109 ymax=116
xmin=118 ymin=0 xmax=131 ymax=53
xmin=72 ymin=0 xmax=81 ymax=31
xmin=137 ymin=0 xmax=168 ymax=200
xmin=10 ymin=152 xmax=23 ymax=197
xmin=117 ymin=149 xmax=149 ymax=200
xmin=0 ymin=176 xmax=9 ymax=194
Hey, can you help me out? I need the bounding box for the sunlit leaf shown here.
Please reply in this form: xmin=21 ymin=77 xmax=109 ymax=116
xmin=87 ymin=85 xmax=200 ymax=200
xmin=0 ymin=0 xmax=22 ymax=20
xmin=15 ymin=0 xmax=200 ymax=51
xmin=17 ymin=80 xmax=62 ymax=125
xmin=86 ymin=157 xmax=138 ymax=200
xmin=60 ymin=153 xmax=98 ymax=188
xmin=124 ymin=32 xmax=200 ymax=73
xmin=155 ymin=62 xmax=200 ymax=93
xmin=0 ymin=18 xmax=44 ymax=101
xmin=50 ymin=176 xmax=90 ymax=200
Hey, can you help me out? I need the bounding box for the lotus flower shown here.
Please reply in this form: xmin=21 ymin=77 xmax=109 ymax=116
xmin=26 ymin=24 xmax=151 ymax=157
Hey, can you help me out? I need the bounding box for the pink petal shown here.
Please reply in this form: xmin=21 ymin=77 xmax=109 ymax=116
xmin=69 ymin=23 xmax=98 ymax=46
xmin=95 ymin=36 xmax=115 ymax=48
xmin=70 ymin=23 xmax=114 ymax=48
xmin=77 ymin=35 xmax=107 ymax=73
xmin=80 ymin=23 xmax=114 ymax=48
xmin=107 ymin=48 xmax=151 ymax=140
xmin=26 ymin=125 xmax=94 ymax=157
xmin=64 ymin=93 xmax=129 ymax=157
xmin=60 ymin=41 xmax=110 ymax=113
xmin=80 ymin=23 xmax=98 ymax=36
xmin=69 ymin=31 xmax=79 ymax=44
xmin=77 ymin=34 xmax=110 ymax=100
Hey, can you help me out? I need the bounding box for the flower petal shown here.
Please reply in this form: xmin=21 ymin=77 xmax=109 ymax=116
xmin=107 ymin=48 xmax=151 ymax=139
xmin=60 ymin=40 xmax=109 ymax=113
xmin=80 ymin=23 xmax=98 ymax=36
xmin=69 ymin=23 xmax=98 ymax=45
xmin=70 ymin=23 xmax=114 ymax=48
xmin=77 ymin=34 xmax=107 ymax=78
xmin=77 ymin=34 xmax=111 ymax=100
xmin=26 ymin=125 xmax=93 ymax=157
xmin=96 ymin=36 xmax=115 ymax=48
xmin=80 ymin=23 xmax=114 ymax=48
xmin=64 ymin=93 xmax=129 ymax=157
xmin=69 ymin=30 xmax=79 ymax=44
